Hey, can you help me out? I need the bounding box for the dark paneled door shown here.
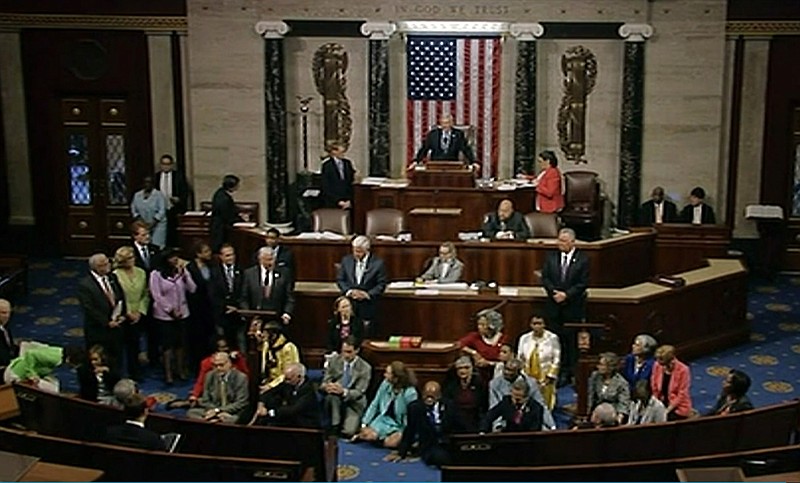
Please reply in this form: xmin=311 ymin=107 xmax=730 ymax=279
xmin=60 ymin=97 xmax=134 ymax=255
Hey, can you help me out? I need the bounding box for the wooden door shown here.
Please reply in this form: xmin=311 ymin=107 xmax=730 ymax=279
xmin=60 ymin=97 xmax=135 ymax=254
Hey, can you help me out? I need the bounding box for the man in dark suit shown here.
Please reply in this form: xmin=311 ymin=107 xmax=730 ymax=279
xmin=480 ymin=378 xmax=544 ymax=433
xmin=321 ymin=337 xmax=372 ymax=437
xmin=0 ymin=299 xmax=18 ymax=383
xmin=413 ymin=114 xmax=478 ymax=169
xmin=680 ymin=186 xmax=717 ymax=224
xmin=638 ymin=186 xmax=678 ymax=225
xmin=386 ymin=380 xmax=458 ymax=467
xmin=154 ymin=154 xmax=190 ymax=247
xmin=320 ymin=142 xmax=356 ymax=210
xmin=264 ymin=228 xmax=295 ymax=276
xmin=210 ymin=174 xmax=242 ymax=253
xmin=106 ymin=393 xmax=167 ymax=451
xmin=336 ymin=235 xmax=388 ymax=334
xmin=209 ymin=243 xmax=245 ymax=350
xmin=541 ymin=227 xmax=589 ymax=387
xmin=131 ymin=221 xmax=161 ymax=272
xmin=77 ymin=253 xmax=127 ymax=372
xmin=255 ymin=362 xmax=321 ymax=428
xmin=482 ymin=199 xmax=531 ymax=240
xmin=240 ymin=247 xmax=295 ymax=326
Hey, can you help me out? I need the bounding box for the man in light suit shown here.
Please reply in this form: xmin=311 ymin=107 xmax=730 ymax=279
xmin=541 ymin=228 xmax=589 ymax=387
xmin=187 ymin=352 xmax=249 ymax=423
xmin=320 ymin=142 xmax=356 ymax=210
xmin=336 ymin=235 xmax=388 ymax=334
xmin=413 ymin=114 xmax=478 ymax=170
xmin=77 ymin=253 xmax=127 ymax=373
xmin=240 ymin=247 xmax=295 ymax=326
xmin=154 ymin=154 xmax=190 ymax=247
xmin=638 ymin=186 xmax=678 ymax=225
xmin=321 ymin=337 xmax=372 ymax=437
xmin=419 ymin=242 xmax=464 ymax=284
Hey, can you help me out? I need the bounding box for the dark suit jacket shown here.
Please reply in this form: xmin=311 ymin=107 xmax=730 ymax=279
xmin=77 ymin=272 xmax=127 ymax=349
xmin=442 ymin=373 xmax=488 ymax=433
xmin=261 ymin=379 xmax=321 ymax=428
xmin=155 ymin=170 xmax=189 ymax=213
xmin=638 ymin=200 xmax=678 ymax=225
xmin=272 ymin=245 xmax=295 ymax=276
xmin=320 ymin=157 xmax=356 ymax=208
xmin=132 ymin=242 xmax=160 ymax=272
xmin=706 ymin=394 xmax=754 ymax=416
xmin=413 ymin=128 xmax=476 ymax=164
xmin=398 ymin=399 xmax=459 ymax=459
xmin=0 ymin=325 xmax=17 ymax=370
xmin=326 ymin=316 xmax=365 ymax=353
xmin=479 ymin=396 xmax=544 ymax=433
xmin=482 ymin=211 xmax=530 ymax=240
xmin=209 ymin=262 xmax=242 ymax=319
xmin=680 ymin=203 xmax=717 ymax=224
xmin=239 ymin=265 xmax=295 ymax=317
xmin=541 ymin=250 xmax=589 ymax=324
xmin=210 ymin=187 xmax=240 ymax=251
xmin=335 ymin=254 xmax=388 ymax=321
xmin=106 ymin=421 xmax=167 ymax=451
xmin=77 ymin=364 xmax=121 ymax=402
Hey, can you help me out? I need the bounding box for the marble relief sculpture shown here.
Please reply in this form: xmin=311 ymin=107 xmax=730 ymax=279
xmin=557 ymin=45 xmax=597 ymax=164
xmin=312 ymin=43 xmax=353 ymax=150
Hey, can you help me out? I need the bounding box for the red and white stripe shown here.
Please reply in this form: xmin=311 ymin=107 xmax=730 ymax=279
xmin=407 ymin=37 xmax=503 ymax=177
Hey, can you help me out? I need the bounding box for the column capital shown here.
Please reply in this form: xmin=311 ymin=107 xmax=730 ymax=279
xmin=509 ymin=23 xmax=544 ymax=41
xmin=255 ymin=21 xmax=290 ymax=39
xmin=618 ymin=23 xmax=653 ymax=42
xmin=360 ymin=22 xmax=396 ymax=40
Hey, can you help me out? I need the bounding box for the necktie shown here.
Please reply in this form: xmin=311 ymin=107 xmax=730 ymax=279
xmin=513 ymin=406 xmax=523 ymax=425
xmin=336 ymin=158 xmax=345 ymax=179
xmin=226 ymin=265 xmax=234 ymax=293
xmin=441 ymin=132 xmax=450 ymax=150
xmin=342 ymin=362 xmax=352 ymax=388
xmin=355 ymin=260 xmax=365 ymax=285
xmin=263 ymin=271 xmax=272 ymax=299
xmin=655 ymin=203 xmax=663 ymax=224
xmin=560 ymin=254 xmax=569 ymax=282
xmin=0 ymin=326 xmax=10 ymax=348
xmin=101 ymin=277 xmax=115 ymax=307
xmin=219 ymin=376 xmax=228 ymax=407
xmin=140 ymin=246 xmax=149 ymax=269
xmin=440 ymin=261 xmax=449 ymax=280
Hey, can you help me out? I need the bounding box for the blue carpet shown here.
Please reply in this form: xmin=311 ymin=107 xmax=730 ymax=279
xmin=7 ymin=258 xmax=800 ymax=482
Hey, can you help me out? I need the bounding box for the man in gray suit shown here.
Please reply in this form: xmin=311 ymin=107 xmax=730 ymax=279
xmin=240 ymin=247 xmax=294 ymax=325
xmin=336 ymin=235 xmax=387 ymax=333
xmin=418 ymin=242 xmax=464 ymax=284
xmin=321 ymin=337 xmax=372 ymax=437
xmin=187 ymin=352 xmax=249 ymax=423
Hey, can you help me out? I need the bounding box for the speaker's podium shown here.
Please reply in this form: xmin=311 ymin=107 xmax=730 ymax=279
xmin=412 ymin=161 xmax=474 ymax=188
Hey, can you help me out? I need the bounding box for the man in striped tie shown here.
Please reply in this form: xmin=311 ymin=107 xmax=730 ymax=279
xmin=412 ymin=114 xmax=478 ymax=171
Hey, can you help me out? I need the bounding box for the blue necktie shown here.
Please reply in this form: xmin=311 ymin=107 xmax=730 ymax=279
xmin=342 ymin=362 xmax=352 ymax=388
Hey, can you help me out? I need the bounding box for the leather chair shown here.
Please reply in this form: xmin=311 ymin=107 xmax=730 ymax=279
xmin=524 ymin=212 xmax=560 ymax=238
xmin=560 ymin=171 xmax=603 ymax=240
xmin=311 ymin=208 xmax=351 ymax=235
xmin=365 ymin=208 xmax=406 ymax=237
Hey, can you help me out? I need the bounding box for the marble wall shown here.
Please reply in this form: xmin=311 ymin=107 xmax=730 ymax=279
xmin=186 ymin=0 xmax=730 ymax=224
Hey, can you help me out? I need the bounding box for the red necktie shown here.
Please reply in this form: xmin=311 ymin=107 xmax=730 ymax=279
xmin=513 ymin=406 xmax=523 ymax=425
xmin=101 ymin=277 xmax=115 ymax=307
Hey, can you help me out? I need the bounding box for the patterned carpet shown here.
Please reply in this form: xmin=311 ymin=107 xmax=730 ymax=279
xmin=7 ymin=258 xmax=800 ymax=482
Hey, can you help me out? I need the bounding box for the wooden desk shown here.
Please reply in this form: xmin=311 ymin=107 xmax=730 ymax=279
xmin=361 ymin=340 xmax=461 ymax=385
xmin=353 ymin=183 xmax=535 ymax=239
xmin=407 ymin=207 xmax=463 ymax=241
xmin=232 ymin=229 xmax=656 ymax=288
xmin=292 ymin=259 xmax=748 ymax=364
xmin=745 ymin=470 xmax=800 ymax=482
xmin=634 ymin=224 xmax=732 ymax=275
xmin=411 ymin=163 xmax=474 ymax=188
xmin=21 ymin=462 xmax=103 ymax=482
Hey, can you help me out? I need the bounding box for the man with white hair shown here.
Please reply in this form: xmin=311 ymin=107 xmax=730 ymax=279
xmin=0 ymin=298 xmax=18 ymax=382
xmin=255 ymin=362 xmax=321 ymax=428
xmin=240 ymin=246 xmax=294 ymax=325
xmin=336 ymin=235 xmax=387 ymax=334
xmin=77 ymin=253 xmax=126 ymax=371
xmin=541 ymin=227 xmax=589 ymax=387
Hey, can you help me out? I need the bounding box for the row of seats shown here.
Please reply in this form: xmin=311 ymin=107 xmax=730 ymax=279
xmin=312 ymin=208 xmax=562 ymax=238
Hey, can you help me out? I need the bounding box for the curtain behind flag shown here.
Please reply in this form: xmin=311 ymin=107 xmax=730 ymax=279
xmin=406 ymin=36 xmax=502 ymax=178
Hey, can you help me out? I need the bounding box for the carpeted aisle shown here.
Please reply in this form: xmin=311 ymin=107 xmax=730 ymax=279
xmin=7 ymin=258 xmax=800 ymax=482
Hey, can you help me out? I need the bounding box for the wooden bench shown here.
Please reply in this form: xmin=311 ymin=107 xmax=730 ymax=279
xmin=0 ymin=426 xmax=304 ymax=482
xmin=447 ymin=400 xmax=800 ymax=467
xmin=442 ymin=444 xmax=800 ymax=482
xmin=12 ymin=384 xmax=337 ymax=481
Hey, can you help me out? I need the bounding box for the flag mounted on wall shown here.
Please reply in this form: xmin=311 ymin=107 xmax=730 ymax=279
xmin=406 ymin=35 xmax=503 ymax=178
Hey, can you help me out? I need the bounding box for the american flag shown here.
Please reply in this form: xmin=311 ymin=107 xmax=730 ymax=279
xmin=406 ymin=36 xmax=502 ymax=178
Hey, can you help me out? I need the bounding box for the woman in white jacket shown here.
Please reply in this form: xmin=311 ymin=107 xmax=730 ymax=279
xmin=517 ymin=314 xmax=561 ymax=410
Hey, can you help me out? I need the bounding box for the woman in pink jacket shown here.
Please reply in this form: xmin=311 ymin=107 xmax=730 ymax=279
xmin=150 ymin=248 xmax=197 ymax=385
xmin=650 ymin=345 xmax=693 ymax=420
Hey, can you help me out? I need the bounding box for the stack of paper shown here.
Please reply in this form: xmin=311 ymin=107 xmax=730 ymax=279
xmin=388 ymin=281 xmax=416 ymax=290
xmin=295 ymin=231 xmax=347 ymax=240
xmin=361 ymin=177 xmax=387 ymax=186
xmin=745 ymin=205 xmax=784 ymax=219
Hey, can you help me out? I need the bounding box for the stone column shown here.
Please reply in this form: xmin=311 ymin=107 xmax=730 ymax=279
xmin=145 ymin=31 xmax=176 ymax=168
xmin=617 ymin=24 xmax=652 ymax=229
xmin=361 ymin=22 xmax=395 ymax=177
xmin=510 ymin=23 xmax=544 ymax=176
xmin=255 ymin=21 xmax=290 ymax=223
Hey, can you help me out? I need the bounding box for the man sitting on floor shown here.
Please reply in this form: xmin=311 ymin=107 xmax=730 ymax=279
xmin=186 ymin=352 xmax=249 ymax=423
xmin=321 ymin=337 xmax=372 ymax=438
xmin=489 ymin=358 xmax=555 ymax=430
xmin=480 ymin=378 xmax=544 ymax=433
xmin=253 ymin=362 xmax=321 ymax=428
